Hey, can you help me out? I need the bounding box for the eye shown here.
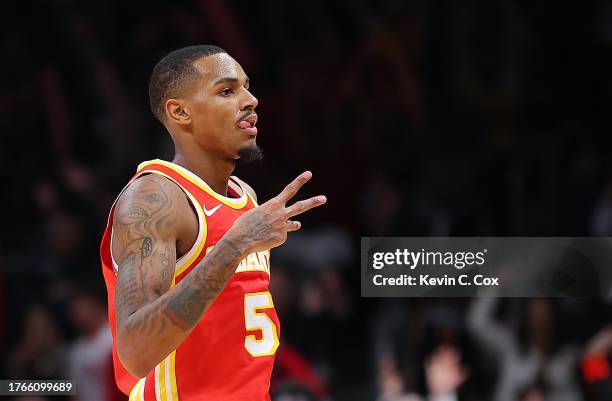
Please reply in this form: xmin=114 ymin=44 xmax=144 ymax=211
xmin=219 ymin=88 xmax=234 ymax=97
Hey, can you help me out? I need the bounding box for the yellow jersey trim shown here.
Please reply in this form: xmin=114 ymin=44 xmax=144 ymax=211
xmin=133 ymin=169 xmax=208 ymax=281
xmin=153 ymin=269 xmax=180 ymax=401
xmin=138 ymin=159 xmax=248 ymax=209
xmin=129 ymin=377 xmax=145 ymax=401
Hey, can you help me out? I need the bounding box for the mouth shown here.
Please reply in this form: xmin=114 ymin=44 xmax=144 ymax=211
xmin=237 ymin=113 xmax=258 ymax=136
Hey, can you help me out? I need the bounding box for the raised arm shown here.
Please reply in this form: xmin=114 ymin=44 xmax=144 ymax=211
xmin=112 ymin=171 xmax=326 ymax=377
xmin=466 ymin=291 xmax=517 ymax=360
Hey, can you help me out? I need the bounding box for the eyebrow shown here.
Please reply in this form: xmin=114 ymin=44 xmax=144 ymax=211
xmin=213 ymin=76 xmax=250 ymax=86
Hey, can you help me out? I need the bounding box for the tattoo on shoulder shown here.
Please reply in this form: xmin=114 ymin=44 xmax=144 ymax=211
xmin=114 ymin=176 xmax=181 ymax=321
xmin=117 ymin=177 xmax=171 ymax=225
xmin=120 ymin=206 xmax=150 ymax=223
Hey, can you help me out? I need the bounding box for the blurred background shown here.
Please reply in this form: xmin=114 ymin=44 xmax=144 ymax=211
xmin=2 ymin=0 xmax=612 ymax=400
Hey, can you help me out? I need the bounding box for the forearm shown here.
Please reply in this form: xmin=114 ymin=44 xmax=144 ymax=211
xmin=117 ymin=237 xmax=247 ymax=377
xmin=114 ymin=170 xmax=326 ymax=377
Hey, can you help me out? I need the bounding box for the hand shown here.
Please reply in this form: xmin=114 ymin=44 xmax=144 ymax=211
xmin=425 ymin=346 xmax=469 ymax=397
xmin=226 ymin=171 xmax=326 ymax=254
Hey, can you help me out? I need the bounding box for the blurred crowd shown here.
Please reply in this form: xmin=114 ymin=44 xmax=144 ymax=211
xmin=373 ymin=297 xmax=612 ymax=401
xmin=2 ymin=0 xmax=612 ymax=400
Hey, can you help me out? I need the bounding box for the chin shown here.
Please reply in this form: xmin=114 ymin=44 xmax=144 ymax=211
xmin=237 ymin=143 xmax=264 ymax=163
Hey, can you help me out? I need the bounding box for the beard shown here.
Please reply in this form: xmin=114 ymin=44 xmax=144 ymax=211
xmin=237 ymin=143 xmax=264 ymax=164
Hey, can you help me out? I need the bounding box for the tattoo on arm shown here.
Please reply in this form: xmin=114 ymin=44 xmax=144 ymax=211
xmin=114 ymin=176 xmax=178 ymax=330
xmin=115 ymin=237 xmax=153 ymax=316
xmin=114 ymin=176 xmax=246 ymax=341
xmin=163 ymin=239 xmax=240 ymax=329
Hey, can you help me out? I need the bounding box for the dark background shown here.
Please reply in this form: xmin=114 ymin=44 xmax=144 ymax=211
xmin=2 ymin=1 xmax=612 ymax=400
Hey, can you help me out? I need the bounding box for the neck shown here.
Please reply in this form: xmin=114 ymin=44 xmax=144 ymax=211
xmin=172 ymin=145 xmax=236 ymax=196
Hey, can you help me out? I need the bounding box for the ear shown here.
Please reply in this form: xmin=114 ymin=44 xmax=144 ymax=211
xmin=165 ymin=99 xmax=191 ymax=126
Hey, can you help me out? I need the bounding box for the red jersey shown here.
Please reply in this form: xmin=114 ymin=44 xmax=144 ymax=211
xmin=101 ymin=159 xmax=280 ymax=401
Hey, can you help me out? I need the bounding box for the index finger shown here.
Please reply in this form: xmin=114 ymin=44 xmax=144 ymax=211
xmin=275 ymin=171 xmax=312 ymax=204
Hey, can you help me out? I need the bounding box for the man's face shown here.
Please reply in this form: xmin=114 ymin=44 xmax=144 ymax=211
xmin=184 ymin=53 xmax=260 ymax=160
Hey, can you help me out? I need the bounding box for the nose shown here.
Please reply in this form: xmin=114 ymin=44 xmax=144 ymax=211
xmin=240 ymin=89 xmax=258 ymax=111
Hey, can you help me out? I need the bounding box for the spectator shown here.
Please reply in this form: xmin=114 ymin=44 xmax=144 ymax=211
xmin=468 ymin=295 xmax=583 ymax=401
xmin=67 ymin=290 xmax=115 ymax=401
xmin=7 ymin=304 xmax=67 ymax=380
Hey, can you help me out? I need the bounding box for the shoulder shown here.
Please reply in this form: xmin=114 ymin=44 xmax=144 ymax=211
xmin=116 ymin=173 xmax=186 ymax=212
xmin=231 ymin=175 xmax=257 ymax=202
xmin=114 ymin=173 xmax=192 ymax=235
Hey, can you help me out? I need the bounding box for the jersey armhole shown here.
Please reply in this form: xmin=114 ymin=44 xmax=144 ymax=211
xmin=229 ymin=176 xmax=258 ymax=206
xmin=110 ymin=171 xmax=207 ymax=278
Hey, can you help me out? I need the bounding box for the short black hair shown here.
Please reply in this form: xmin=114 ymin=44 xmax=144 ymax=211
xmin=148 ymin=45 xmax=227 ymax=123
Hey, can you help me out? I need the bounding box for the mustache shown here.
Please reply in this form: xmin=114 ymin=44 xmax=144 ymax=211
xmin=237 ymin=111 xmax=256 ymax=123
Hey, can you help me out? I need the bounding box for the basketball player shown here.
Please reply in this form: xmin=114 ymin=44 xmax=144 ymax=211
xmin=100 ymin=45 xmax=327 ymax=401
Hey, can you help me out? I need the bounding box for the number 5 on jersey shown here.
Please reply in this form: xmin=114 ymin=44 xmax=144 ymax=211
xmin=244 ymin=292 xmax=280 ymax=357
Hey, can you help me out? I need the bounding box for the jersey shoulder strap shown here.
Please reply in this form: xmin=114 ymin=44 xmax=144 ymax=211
xmin=107 ymin=160 xmax=208 ymax=278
